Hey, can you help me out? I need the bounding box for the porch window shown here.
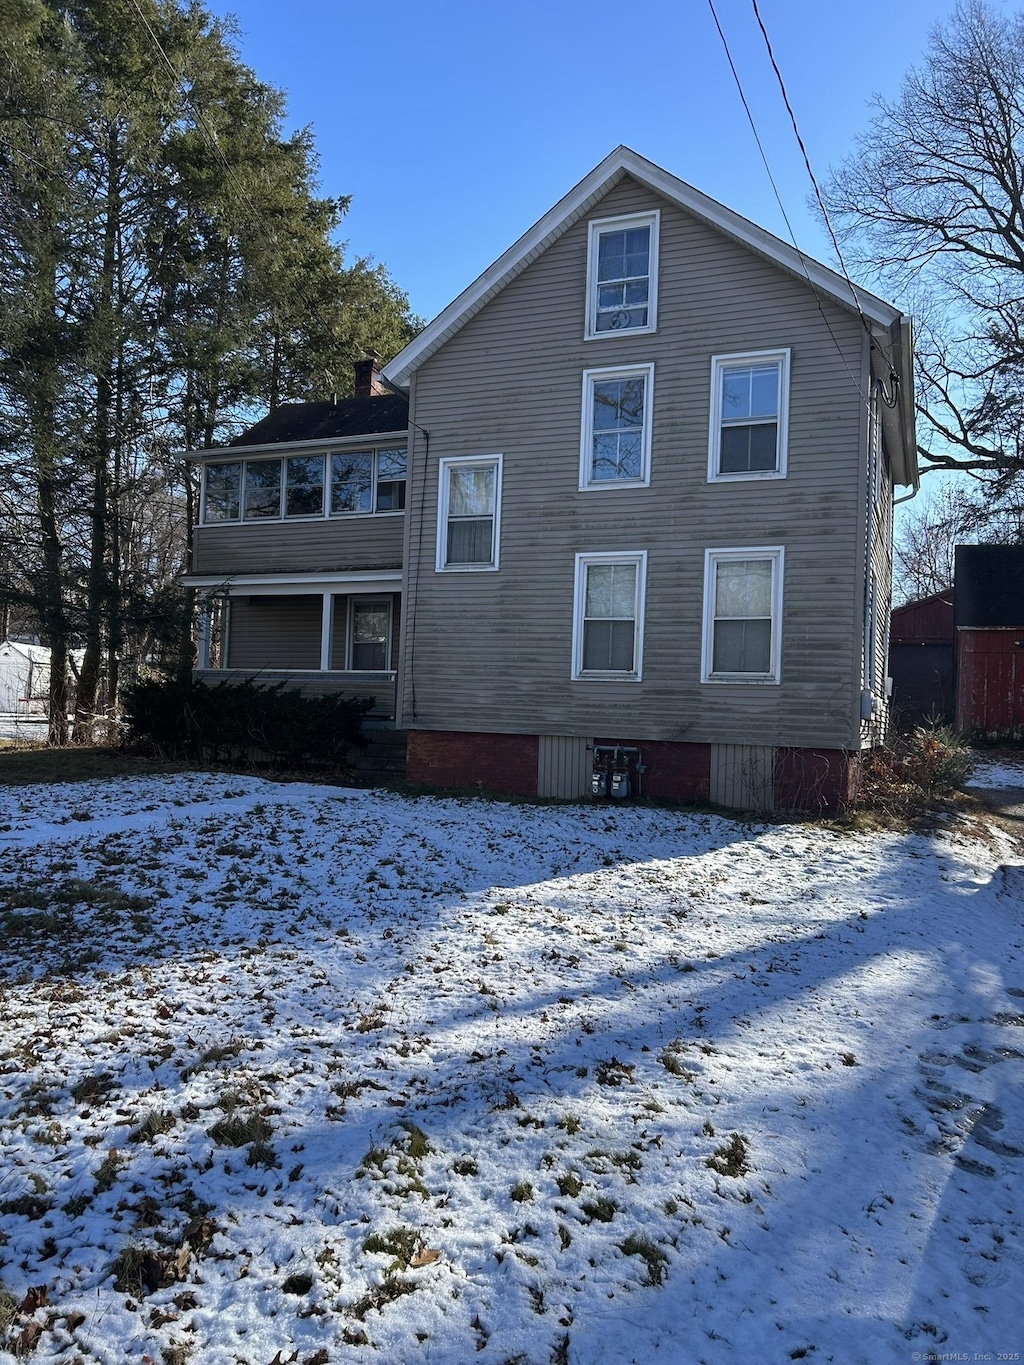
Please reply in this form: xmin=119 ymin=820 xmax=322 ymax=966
xmin=203 ymin=462 xmax=241 ymax=522
xmin=244 ymin=459 xmax=282 ymax=519
xmin=330 ymin=451 xmax=374 ymax=514
xmin=285 ymin=456 xmax=325 ymax=516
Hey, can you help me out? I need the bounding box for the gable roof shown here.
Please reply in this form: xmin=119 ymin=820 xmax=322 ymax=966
xmin=384 ymin=146 xmax=918 ymax=489
xmin=0 ymin=639 xmax=51 ymax=664
xmin=228 ymin=395 xmax=409 ymax=448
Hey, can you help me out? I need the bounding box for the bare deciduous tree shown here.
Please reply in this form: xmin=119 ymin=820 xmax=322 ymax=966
xmin=826 ymin=1 xmax=1024 ymax=505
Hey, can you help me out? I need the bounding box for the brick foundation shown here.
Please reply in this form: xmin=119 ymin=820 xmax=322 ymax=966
xmin=593 ymin=737 xmax=712 ymax=804
xmin=407 ymin=730 xmax=858 ymax=814
xmin=773 ymin=747 xmax=858 ymax=813
xmin=406 ymin=729 xmax=540 ymax=797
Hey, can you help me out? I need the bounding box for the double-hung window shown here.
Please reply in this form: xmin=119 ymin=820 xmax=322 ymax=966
xmin=580 ymin=364 xmax=654 ymax=489
xmin=701 ymin=548 xmax=784 ymax=683
xmin=436 ymin=455 xmax=502 ymax=571
xmin=708 ymin=350 xmax=790 ymax=481
xmin=572 ymin=552 xmax=647 ymax=680
xmin=585 ymin=212 xmax=659 ymax=339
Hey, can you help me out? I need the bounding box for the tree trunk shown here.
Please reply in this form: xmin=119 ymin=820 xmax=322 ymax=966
xmin=73 ymin=123 xmax=119 ymax=743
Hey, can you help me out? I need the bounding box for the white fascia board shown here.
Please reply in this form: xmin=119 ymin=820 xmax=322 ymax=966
xmin=181 ymin=570 xmax=403 ymax=594
xmin=383 ymin=145 xmax=903 ymax=389
xmin=183 ymin=430 xmax=410 ymax=462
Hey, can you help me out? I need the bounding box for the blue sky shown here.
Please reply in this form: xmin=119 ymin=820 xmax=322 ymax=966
xmin=203 ymin=0 xmax=954 ymax=326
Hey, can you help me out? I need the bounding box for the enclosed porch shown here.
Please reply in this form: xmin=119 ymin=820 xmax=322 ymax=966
xmin=189 ymin=573 xmax=401 ymax=722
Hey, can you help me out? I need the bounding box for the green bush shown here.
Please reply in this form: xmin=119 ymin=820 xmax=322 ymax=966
xmin=856 ymin=721 xmax=974 ymax=818
xmin=121 ymin=676 xmax=372 ymax=767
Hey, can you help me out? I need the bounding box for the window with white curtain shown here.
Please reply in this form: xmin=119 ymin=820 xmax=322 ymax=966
xmin=701 ymin=548 xmax=784 ymax=682
xmin=436 ymin=455 xmax=503 ymax=571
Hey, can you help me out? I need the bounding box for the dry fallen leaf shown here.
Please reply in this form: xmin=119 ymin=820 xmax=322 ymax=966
xmin=410 ymin=1247 xmax=441 ymax=1268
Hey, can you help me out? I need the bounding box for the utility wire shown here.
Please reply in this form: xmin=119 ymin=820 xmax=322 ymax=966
xmin=706 ymin=0 xmax=873 ymax=410
xmin=749 ymin=0 xmax=871 ymax=335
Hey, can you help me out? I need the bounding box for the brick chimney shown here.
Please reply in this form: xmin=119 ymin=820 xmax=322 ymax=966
xmin=353 ymin=350 xmax=387 ymax=398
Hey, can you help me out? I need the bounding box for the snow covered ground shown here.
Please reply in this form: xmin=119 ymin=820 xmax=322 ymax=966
xmin=0 ymin=772 xmax=1022 ymax=1365
xmin=967 ymin=755 xmax=1024 ymax=789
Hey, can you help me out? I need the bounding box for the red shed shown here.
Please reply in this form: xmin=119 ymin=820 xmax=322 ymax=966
xmin=954 ymin=545 xmax=1024 ymax=738
xmin=889 ymin=590 xmax=955 ymax=726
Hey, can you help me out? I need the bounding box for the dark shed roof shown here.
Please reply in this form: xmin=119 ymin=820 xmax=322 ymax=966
xmin=954 ymin=544 xmax=1024 ymax=627
xmin=891 ymin=590 xmax=954 ymax=644
xmin=229 ymin=394 xmax=409 ymax=447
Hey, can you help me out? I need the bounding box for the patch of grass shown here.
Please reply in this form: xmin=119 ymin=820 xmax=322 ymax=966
xmin=706 ymin=1132 xmax=750 ymax=1178
xmin=129 ymin=1110 xmax=175 ymax=1144
xmin=452 ymin=1156 xmax=478 ymax=1176
xmin=347 ymin=1277 xmax=418 ymax=1321
xmin=556 ymin=1172 xmax=583 ymax=1198
xmin=281 ymin=1272 xmax=313 ymax=1295
xmin=363 ymin=1226 xmax=421 ymax=1275
xmin=207 ymin=1110 xmax=272 ymax=1148
xmin=510 ymin=1180 xmax=533 ymax=1203
xmin=397 ymin=1120 xmax=431 ymax=1159
xmin=580 ymin=1196 xmax=618 ymax=1223
xmin=246 ymin=1140 xmax=278 ymax=1169
xmin=557 ymin=1114 xmax=582 ymax=1135
xmin=95 ymin=1149 xmax=126 ymax=1193
xmin=620 ymin=1232 xmax=669 ymax=1286
xmin=110 ymin=1242 xmax=190 ymax=1297
xmin=0 ymin=746 xmax=187 ymax=787
xmin=0 ymin=1286 xmax=17 ymax=1333
xmin=179 ymin=1041 xmax=243 ymax=1081
xmin=0 ymin=1193 xmax=53 ymax=1219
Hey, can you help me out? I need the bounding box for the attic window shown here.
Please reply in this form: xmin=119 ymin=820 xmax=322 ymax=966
xmin=585 ymin=211 xmax=660 ymax=340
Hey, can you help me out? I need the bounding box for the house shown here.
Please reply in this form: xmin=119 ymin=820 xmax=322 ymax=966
xmin=954 ymin=544 xmax=1024 ymax=739
xmin=183 ymin=147 xmax=918 ymax=811
xmin=889 ymin=590 xmax=955 ymax=727
xmin=184 ymin=356 xmax=408 ymax=723
xmin=0 ymin=639 xmax=52 ymax=716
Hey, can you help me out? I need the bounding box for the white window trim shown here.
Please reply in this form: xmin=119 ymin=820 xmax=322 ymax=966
xmin=579 ymin=363 xmax=654 ymax=491
xmin=571 ymin=550 xmax=648 ymax=682
xmin=701 ymin=546 xmax=784 ymax=685
xmin=707 ymin=349 xmax=791 ymax=483
xmin=584 ymin=211 xmax=660 ymax=341
xmin=435 ymin=453 xmax=503 ymax=573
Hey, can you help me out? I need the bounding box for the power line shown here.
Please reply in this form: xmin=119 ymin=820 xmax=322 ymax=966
xmin=705 ymin=0 xmax=873 ymax=409
xmin=749 ymin=0 xmax=871 ymax=338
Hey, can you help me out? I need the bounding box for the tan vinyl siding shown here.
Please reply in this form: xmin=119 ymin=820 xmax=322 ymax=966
xmin=400 ymin=175 xmax=868 ymax=749
xmin=193 ymin=516 xmax=404 ymax=575
xmin=537 ymin=735 xmax=592 ymax=798
xmin=226 ymin=596 xmax=321 ymax=670
xmin=709 ymin=744 xmax=775 ymax=811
